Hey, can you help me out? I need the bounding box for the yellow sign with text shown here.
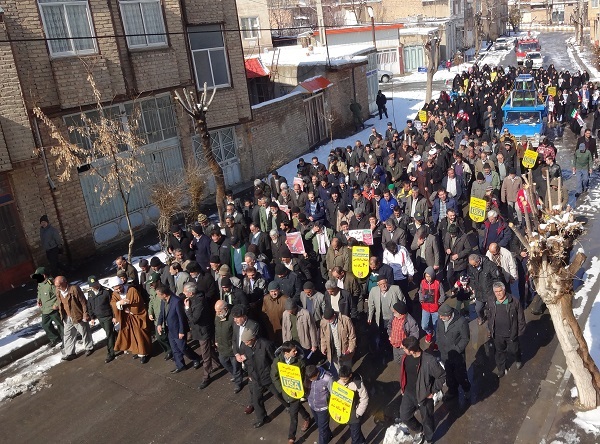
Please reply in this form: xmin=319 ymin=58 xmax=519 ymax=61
xmin=463 ymin=79 xmax=469 ymax=91
xmin=490 ymin=72 xmax=497 ymax=82
xmin=469 ymin=197 xmax=487 ymax=223
xmin=351 ymin=246 xmax=370 ymax=278
xmin=418 ymin=110 xmax=428 ymax=122
xmin=522 ymin=149 xmax=539 ymax=169
xmin=329 ymin=381 xmax=355 ymax=424
xmin=278 ymin=362 xmax=304 ymax=399
xmin=547 ymin=86 xmax=557 ymax=97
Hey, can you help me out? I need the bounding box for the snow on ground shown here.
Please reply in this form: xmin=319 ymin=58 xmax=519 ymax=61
xmin=568 ymin=37 xmax=600 ymax=82
xmin=0 ymin=326 xmax=107 ymax=402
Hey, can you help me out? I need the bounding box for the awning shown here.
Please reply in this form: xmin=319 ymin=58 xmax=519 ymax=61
xmin=245 ymin=58 xmax=269 ymax=79
xmin=292 ymin=76 xmax=333 ymax=94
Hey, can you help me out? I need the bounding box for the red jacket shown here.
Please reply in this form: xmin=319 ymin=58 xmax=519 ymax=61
xmin=420 ymin=279 xmax=442 ymax=313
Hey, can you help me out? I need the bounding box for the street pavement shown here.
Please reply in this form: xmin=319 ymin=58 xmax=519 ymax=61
xmin=2 ymin=31 xmax=599 ymax=444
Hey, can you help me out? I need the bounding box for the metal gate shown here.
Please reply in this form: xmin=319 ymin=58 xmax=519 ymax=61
xmin=304 ymin=93 xmax=328 ymax=148
xmin=79 ymin=145 xmax=184 ymax=244
xmin=403 ymin=45 xmax=425 ymax=72
xmin=193 ymin=126 xmax=242 ymax=192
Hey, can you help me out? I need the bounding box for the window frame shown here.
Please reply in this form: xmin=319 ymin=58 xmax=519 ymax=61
xmin=38 ymin=0 xmax=98 ymax=58
xmin=188 ymin=25 xmax=231 ymax=90
xmin=118 ymin=0 xmax=168 ymax=49
xmin=240 ymin=16 xmax=260 ymax=40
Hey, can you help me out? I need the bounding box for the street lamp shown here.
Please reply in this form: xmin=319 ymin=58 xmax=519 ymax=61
xmin=367 ymin=6 xmax=376 ymax=51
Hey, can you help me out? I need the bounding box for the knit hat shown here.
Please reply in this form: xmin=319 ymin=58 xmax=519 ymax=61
xmin=221 ymin=277 xmax=232 ymax=287
xmin=39 ymin=215 xmax=49 ymax=223
xmin=393 ymin=301 xmax=407 ymax=315
xmin=275 ymin=264 xmax=287 ymax=276
xmin=231 ymin=304 xmax=246 ymax=317
xmin=210 ymin=255 xmax=221 ymax=264
xmin=438 ymin=303 xmax=453 ymax=316
xmin=197 ymin=213 xmax=208 ymax=223
xmin=303 ymin=281 xmax=315 ymax=290
xmin=219 ymin=264 xmax=231 ymax=276
xmin=268 ymin=281 xmax=281 ymax=291
xmin=285 ymin=299 xmax=298 ymax=311
xmin=240 ymin=328 xmax=256 ymax=342
xmin=149 ymin=257 xmax=162 ymax=267
xmin=424 ymin=266 xmax=435 ymax=278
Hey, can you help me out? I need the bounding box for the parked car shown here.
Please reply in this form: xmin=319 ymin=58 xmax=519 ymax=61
xmin=526 ymin=51 xmax=543 ymax=69
xmin=494 ymin=37 xmax=510 ymax=50
xmin=378 ymin=69 xmax=393 ymax=83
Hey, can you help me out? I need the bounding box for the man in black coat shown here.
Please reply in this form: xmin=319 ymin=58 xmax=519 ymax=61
xmin=156 ymin=285 xmax=202 ymax=373
xmin=86 ymin=276 xmax=116 ymax=363
xmin=248 ymin=223 xmax=272 ymax=262
xmin=187 ymin=261 xmax=218 ymax=303
xmin=487 ymin=282 xmax=526 ymax=378
xmin=467 ymin=254 xmax=503 ymax=325
xmin=210 ymin=230 xmax=232 ymax=267
xmin=221 ymin=277 xmax=248 ymax=308
xmin=167 ymin=224 xmax=192 ymax=260
xmin=443 ymin=225 xmax=475 ymax=288
xmin=183 ymin=281 xmax=220 ymax=388
xmin=274 ymin=263 xmax=303 ymax=303
xmin=436 ymin=304 xmax=471 ymax=400
xmin=240 ymin=328 xmax=289 ymax=428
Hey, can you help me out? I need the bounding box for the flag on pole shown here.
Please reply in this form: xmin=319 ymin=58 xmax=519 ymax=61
xmin=571 ymin=109 xmax=585 ymax=126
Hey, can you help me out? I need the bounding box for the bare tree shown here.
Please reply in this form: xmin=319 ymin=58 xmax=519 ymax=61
xmin=508 ymin=5 xmax=522 ymax=33
xmin=571 ymin=2 xmax=586 ymax=46
xmin=510 ymin=173 xmax=600 ymax=409
xmin=174 ymin=84 xmax=226 ymax=227
xmin=424 ymin=32 xmax=441 ymax=103
xmin=33 ymin=74 xmax=147 ymax=261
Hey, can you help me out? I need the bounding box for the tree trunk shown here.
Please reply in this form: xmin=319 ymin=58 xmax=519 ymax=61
xmin=534 ymin=252 xmax=600 ymax=409
xmin=121 ymin=194 xmax=135 ymax=262
xmin=195 ymin=115 xmax=226 ymax=228
xmin=425 ymin=40 xmax=439 ymax=103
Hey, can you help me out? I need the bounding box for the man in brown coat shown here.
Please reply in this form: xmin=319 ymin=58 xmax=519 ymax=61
xmin=54 ymin=276 xmax=94 ymax=361
xmin=109 ymin=276 xmax=152 ymax=363
xmin=281 ymin=299 xmax=318 ymax=353
xmin=320 ymin=306 xmax=356 ymax=375
xmin=261 ymin=281 xmax=289 ymax=345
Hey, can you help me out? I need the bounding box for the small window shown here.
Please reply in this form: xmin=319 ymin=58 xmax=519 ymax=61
xmin=119 ymin=0 xmax=167 ymax=48
xmin=188 ymin=25 xmax=231 ymax=89
xmin=241 ymin=17 xmax=259 ymax=39
xmin=38 ymin=0 xmax=97 ymax=57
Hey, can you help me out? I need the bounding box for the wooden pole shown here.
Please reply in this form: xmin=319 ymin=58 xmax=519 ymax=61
xmin=545 ymin=169 xmax=552 ymax=212
xmin=558 ymin=176 xmax=563 ymax=210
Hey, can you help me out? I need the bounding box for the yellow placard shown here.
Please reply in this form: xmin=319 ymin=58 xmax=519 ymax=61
xmin=522 ymin=149 xmax=539 ymax=169
xmin=463 ymin=79 xmax=469 ymax=90
xmin=490 ymin=72 xmax=497 ymax=82
xmin=469 ymin=196 xmax=487 ymax=223
xmin=277 ymin=362 xmax=304 ymax=399
xmin=351 ymin=246 xmax=370 ymax=278
xmin=329 ymin=381 xmax=355 ymax=424
xmin=547 ymin=86 xmax=557 ymax=97
xmin=418 ymin=110 xmax=427 ymax=122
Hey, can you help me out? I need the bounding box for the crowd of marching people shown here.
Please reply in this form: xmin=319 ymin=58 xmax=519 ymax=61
xmin=33 ymin=61 xmax=595 ymax=444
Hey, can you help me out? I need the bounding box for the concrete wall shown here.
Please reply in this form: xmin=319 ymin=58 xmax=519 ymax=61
xmin=237 ymin=0 xmax=273 ymax=54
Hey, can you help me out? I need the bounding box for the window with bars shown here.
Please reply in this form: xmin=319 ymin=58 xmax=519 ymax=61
xmin=241 ymin=17 xmax=259 ymax=39
xmin=64 ymin=95 xmax=178 ymax=157
xmin=119 ymin=0 xmax=167 ymax=48
xmin=377 ymin=49 xmax=398 ymax=66
xmin=38 ymin=0 xmax=97 ymax=57
xmin=188 ymin=24 xmax=231 ymax=89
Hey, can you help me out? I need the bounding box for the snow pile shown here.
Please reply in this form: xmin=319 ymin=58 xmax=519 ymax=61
xmin=573 ymin=256 xmax=600 ymax=319
xmin=547 ymin=428 xmax=582 ymax=444
xmin=574 ymin=408 xmax=600 ymax=436
xmin=383 ymin=423 xmax=413 ymax=444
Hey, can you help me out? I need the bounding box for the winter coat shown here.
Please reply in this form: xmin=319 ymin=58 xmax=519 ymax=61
xmin=419 ymin=270 xmax=445 ymax=313
xmin=271 ymin=347 xmax=306 ymax=403
xmin=368 ymin=284 xmax=404 ymax=325
xmin=282 ymin=308 xmax=319 ymax=350
xmin=400 ymin=351 xmax=446 ymax=403
xmin=480 ymin=215 xmax=512 ymax=251
xmin=411 ymin=230 xmax=440 ymax=269
xmin=214 ymin=310 xmax=235 ymax=358
xmin=431 ymin=197 xmax=458 ymax=226
xmin=320 ymin=313 xmax=357 ymax=364
xmin=86 ymin=286 xmax=113 ymax=319
xmin=325 ymin=247 xmax=350 ymax=277
xmin=487 ymin=295 xmax=526 ymax=340
xmin=232 ymin=318 xmax=260 ymax=355
xmin=573 ymin=148 xmax=593 ymax=171
xmin=443 ymin=231 xmax=475 ymax=272
xmin=324 ymin=289 xmax=352 ymax=319
xmin=37 ymin=279 xmax=58 ymax=315
xmin=261 ymin=295 xmax=289 ymax=343
xmin=501 ymin=175 xmax=523 ymax=203
xmin=57 ymin=285 xmax=90 ymax=324
xmin=379 ymin=197 xmax=398 ymax=223
xmin=39 ymin=224 xmax=62 ymax=251
xmin=299 ymin=291 xmax=327 ymax=323
xmin=242 ymin=337 xmax=277 ymax=387
xmin=468 ymin=256 xmax=503 ymax=302
xmin=274 ymin=271 xmax=303 ymax=302
xmin=435 ymin=309 xmax=470 ymax=362
xmin=486 ymin=248 xmax=518 ymax=282
xmin=185 ymin=291 xmax=214 ymax=341
xmin=470 ymin=180 xmax=488 ymax=200
xmin=337 ymin=374 xmax=369 ymax=422
xmin=306 ymin=368 xmax=333 ymax=411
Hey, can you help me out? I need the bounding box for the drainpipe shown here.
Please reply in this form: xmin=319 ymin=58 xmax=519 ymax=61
xmin=32 ymin=116 xmax=72 ymax=262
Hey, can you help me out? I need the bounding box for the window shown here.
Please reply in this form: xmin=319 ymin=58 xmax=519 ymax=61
xmin=119 ymin=0 xmax=167 ymax=48
xmin=241 ymin=17 xmax=259 ymax=39
xmin=38 ymin=0 xmax=97 ymax=57
xmin=188 ymin=25 xmax=231 ymax=89
xmin=65 ymin=95 xmax=178 ymax=157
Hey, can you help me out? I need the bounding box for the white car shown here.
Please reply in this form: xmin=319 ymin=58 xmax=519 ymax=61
xmin=378 ymin=69 xmax=393 ymax=83
xmin=526 ymin=52 xmax=543 ymax=69
xmin=494 ymin=37 xmax=510 ymax=50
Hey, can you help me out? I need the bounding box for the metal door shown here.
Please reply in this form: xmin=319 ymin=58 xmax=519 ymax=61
xmin=403 ymin=46 xmax=425 ymax=72
xmin=303 ymin=93 xmax=328 ymax=148
xmin=193 ymin=126 xmax=242 ymax=192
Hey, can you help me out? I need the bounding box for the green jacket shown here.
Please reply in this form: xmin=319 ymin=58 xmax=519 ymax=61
xmin=147 ymin=286 xmax=162 ymax=325
xmin=271 ymin=347 xmax=306 ymax=403
xmin=37 ymin=279 xmax=58 ymax=315
xmin=573 ymin=149 xmax=593 ymax=171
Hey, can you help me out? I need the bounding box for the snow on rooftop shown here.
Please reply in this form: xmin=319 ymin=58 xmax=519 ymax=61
xmin=397 ymin=27 xmax=438 ymax=36
xmin=260 ymin=43 xmax=374 ymax=67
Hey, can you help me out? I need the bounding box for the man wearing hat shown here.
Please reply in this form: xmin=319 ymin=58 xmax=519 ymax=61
xmin=273 ymin=263 xmax=303 ymax=302
xmin=150 ymin=256 xmax=175 ymax=293
xmin=54 ymin=276 xmax=94 ymax=361
xmin=33 ymin=267 xmax=63 ymax=348
xmin=299 ymin=281 xmax=327 ymax=326
xmin=39 ymin=215 xmax=64 ymax=276
xmin=281 ymin=299 xmax=318 ymax=353
xmin=436 ymin=303 xmax=470 ymax=401
xmin=86 ymin=276 xmax=116 ymax=363
xmin=221 ymin=276 xmax=248 ymax=308
xmin=387 ymin=301 xmax=419 ymax=363
xmin=210 ymin=229 xmax=232 ymax=270
xmin=320 ymin=306 xmax=356 ymax=375
xmin=240 ymin=326 xmax=288 ymax=428
xmin=261 ymin=281 xmax=289 ymax=344
xmin=109 ymin=275 xmax=152 ymax=363
xmin=190 ymin=223 xmax=211 ymax=270
xmin=146 ymin=272 xmax=172 ymax=360
xmin=471 ymin=172 xmax=488 ymax=200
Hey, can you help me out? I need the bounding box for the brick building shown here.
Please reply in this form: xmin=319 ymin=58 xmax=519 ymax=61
xmin=0 ymin=0 xmax=253 ymax=292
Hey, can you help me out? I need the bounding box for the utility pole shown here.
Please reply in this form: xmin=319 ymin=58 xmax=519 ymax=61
xmin=316 ymin=0 xmax=327 ymax=47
